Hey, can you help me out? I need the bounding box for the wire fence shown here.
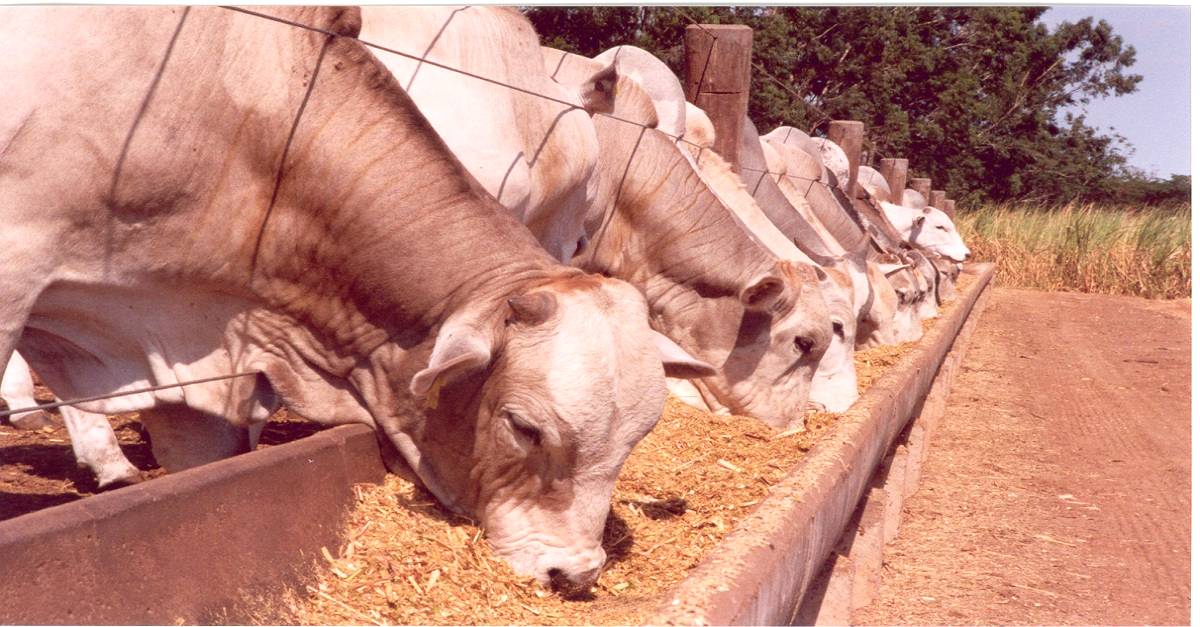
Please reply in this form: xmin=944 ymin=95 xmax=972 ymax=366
xmin=1 ymin=6 xmax=899 ymax=420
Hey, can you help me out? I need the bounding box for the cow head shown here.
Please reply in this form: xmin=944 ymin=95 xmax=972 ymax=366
xmin=689 ymin=261 xmax=833 ymax=428
xmin=857 ymin=261 xmax=900 ymax=348
xmin=806 ymin=264 xmax=859 ymax=413
xmin=551 ymin=49 xmax=835 ymax=429
xmin=401 ymin=275 xmax=713 ymax=591
xmin=881 ymin=202 xmax=971 ymax=262
xmin=930 ymin=255 xmax=960 ymax=304
xmin=907 ymin=252 xmax=941 ymax=320
xmin=878 ymin=258 xmax=925 ymax=342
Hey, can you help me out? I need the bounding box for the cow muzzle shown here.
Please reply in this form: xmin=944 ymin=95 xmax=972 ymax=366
xmin=539 ymin=546 xmax=606 ymax=597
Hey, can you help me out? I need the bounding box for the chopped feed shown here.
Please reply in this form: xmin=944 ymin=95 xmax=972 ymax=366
xmin=257 ymin=399 xmax=840 ymax=625
xmin=254 ymin=275 xmax=974 ymax=625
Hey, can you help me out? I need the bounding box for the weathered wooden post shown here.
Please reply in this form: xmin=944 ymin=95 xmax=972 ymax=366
xmin=912 ymin=178 xmax=932 ymax=204
xmin=879 ymin=158 xmax=908 ymax=205
xmin=943 ymin=199 xmax=957 ymax=219
xmin=930 ymin=190 xmax=946 ymax=210
xmin=828 ymin=121 xmax=864 ymax=199
xmin=684 ymin=24 xmax=753 ymax=172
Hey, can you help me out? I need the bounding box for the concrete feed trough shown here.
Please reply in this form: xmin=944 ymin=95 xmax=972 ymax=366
xmin=0 ymin=264 xmax=995 ymax=625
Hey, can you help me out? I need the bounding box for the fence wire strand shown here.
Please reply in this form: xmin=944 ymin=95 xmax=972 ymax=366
xmin=6 ymin=6 xmax=896 ymax=418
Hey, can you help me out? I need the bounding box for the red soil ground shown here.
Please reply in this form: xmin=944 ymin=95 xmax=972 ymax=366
xmin=855 ymin=289 xmax=1190 ymax=625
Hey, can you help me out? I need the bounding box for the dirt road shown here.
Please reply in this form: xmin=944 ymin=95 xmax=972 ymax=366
xmin=855 ymin=289 xmax=1190 ymax=625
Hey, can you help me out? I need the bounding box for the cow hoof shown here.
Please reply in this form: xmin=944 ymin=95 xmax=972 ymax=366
xmin=95 ymin=468 xmax=145 ymax=490
xmin=8 ymin=409 xmax=57 ymax=430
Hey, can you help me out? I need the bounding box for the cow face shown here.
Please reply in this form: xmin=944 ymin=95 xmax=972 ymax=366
xmin=682 ymin=262 xmax=833 ymax=430
xmin=808 ymin=266 xmax=859 ymax=413
xmin=930 ymin=256 xmax=960 ymax=304
xmin=882 ymin=202 xmax=971 ymax=262
xmin=912 ymin=208 xmax=971 ymax=262
xmin=857 ymin=263 xmax=899 ymax=349
xmin=907 ymin=254 xmax=941 ymax=320
xmin=880 ymin=261 xmax=925 ymax=343
xmin=407 ymin=276 xmax=712 ymax=592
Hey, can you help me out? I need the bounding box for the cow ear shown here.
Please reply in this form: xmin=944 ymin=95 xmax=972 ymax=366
xmin=878 ymin=263 xmax=909 ymax=276
xmin=410 ymin=327 xmax=493 ymax=399
xmin=651 ymin=330 xmax=717 ymax=379
xmin=579 ymin=61 xmax=618 ymax=115
xmin=740 ymin=274 xmax=786 ymax=313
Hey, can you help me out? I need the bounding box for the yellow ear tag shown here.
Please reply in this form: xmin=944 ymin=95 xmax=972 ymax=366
xmin=425 ymin=376 xmax=444 ymax=410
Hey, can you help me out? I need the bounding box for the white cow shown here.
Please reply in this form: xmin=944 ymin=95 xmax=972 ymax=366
xmin=2 ymin=6 xmax=715 ymax=589
xmin=758 ymin=127 xmax=928 ymax=345
xmin=880 ymin=202 xmax=972 ymax=262
xmin=767 ymin=128 xmax=944 ymax=322
xmin=358 ymin=10 xmax=834 ymax=429
xmin=678 ymin=104 xmax=860 ymax=413
xmin=546 ymin=48 xmax=836 ymax=427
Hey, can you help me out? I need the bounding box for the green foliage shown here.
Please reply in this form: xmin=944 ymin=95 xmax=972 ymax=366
xmin=522 ymin=6 xmax=1162 ymax=205
xmin=1100 ymin=172 xmax=1191 ymax=207
xmin=956 ymin=202 xmax=1190 ymax=298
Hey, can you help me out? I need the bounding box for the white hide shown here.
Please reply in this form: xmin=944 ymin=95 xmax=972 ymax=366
xmin=359 ymin=6 xmax=604 ymax=262
xmin=2 ymin=350 xmax=52 ymax=429
xmin=880 ymin=202 xmax=971 ymax=262
xmin=901 ymin=188 xmax=927 ymax=209
xmin=858 ymin=166 xmax=892 ymax=201
xmin=593 ymin=45 xmax=688 ymax=139
xmin=2 ymin=351 xmax=142 ymax=487
xmin=878 ymin=263 xmax=925 ymax=343
xmin=812 ymin=138 xmax=851 ymax=191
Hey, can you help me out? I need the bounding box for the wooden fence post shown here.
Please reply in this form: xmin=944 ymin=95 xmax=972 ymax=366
xmin=879 ymin=158 xmax=908 ymax=205
xmin=684 ymin=24 xmax=753 ymax=173
xmin=828 ymin=121 xmax=864 ymax=199
xmin=912 ymin=178 xmax=932 ymax=204
xmin=930 ymin=190 xmax=946 ymax=210
xmin=943 ymin=199 xmax=957 ymax=219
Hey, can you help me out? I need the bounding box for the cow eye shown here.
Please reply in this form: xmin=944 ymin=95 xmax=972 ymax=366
xmin=937 ymin=225 xmax=949 ymax=231
xmin=506 ymin=412 xmax=543 ymax=448
xmin=793 ymin=336 xmax=815 ymax=355
xmin=832 ymin=321 xmax=845 ymax=338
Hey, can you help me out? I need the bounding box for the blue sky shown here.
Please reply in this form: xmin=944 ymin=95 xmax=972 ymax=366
xmin=1040 ymin=5 xmax=1190 ymax=179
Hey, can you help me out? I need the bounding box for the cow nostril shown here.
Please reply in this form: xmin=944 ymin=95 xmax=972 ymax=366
xmin=547 ymin=567 xmax=595 ymax=600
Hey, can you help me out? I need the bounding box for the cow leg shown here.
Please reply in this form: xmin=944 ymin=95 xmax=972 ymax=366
xmin=1 ymin=351 xmax=55 ymax=429
xmin=58 ymin=404 xmax=143 ymax=488
xmin=138 ymin=404 xmax=252 ymax=473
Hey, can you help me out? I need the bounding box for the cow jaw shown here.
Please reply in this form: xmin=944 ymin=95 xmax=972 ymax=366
xmin=395 ymin=276 xmax=702 ymax=589
xmin=807 ymin=273 xmax=859 ymax=414
xmin=857 ymin=263 xmax=900 ymax=348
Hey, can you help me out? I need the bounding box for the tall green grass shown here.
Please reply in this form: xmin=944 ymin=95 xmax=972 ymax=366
xmin=955 ymin=202 xmax=1191 ymax=299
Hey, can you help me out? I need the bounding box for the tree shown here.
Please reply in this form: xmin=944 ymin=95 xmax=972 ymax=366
xmin=522 ymin=7 xmax=1147 ymax=205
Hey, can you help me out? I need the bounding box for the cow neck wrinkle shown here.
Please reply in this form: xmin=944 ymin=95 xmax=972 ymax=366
xmin=734 ymin=132 xmax=839 ymax=260
xmin=240 ymin=30 xmax=570 ymax=340
xmin=581 ymin=127 xmax=778 ymax=301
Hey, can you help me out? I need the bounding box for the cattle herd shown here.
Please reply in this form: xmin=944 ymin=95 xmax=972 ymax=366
xmin=0 ymin=7 xmax=969 ymax=593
